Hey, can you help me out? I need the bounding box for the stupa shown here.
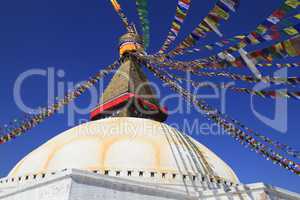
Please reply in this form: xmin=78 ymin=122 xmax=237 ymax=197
xmin=0 ymin=32 xmax=299 ymax=200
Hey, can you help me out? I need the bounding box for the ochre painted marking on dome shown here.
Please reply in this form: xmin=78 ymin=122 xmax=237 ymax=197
xmin=10 ymin=144 xmax=48 ymax=177
xmin=100 ymin=135 xmax=161 ymax=170
xmin=42 ymin=136 xmax=100 ymax=171
xmin=100 ymin=135 xmax=126 ymax=169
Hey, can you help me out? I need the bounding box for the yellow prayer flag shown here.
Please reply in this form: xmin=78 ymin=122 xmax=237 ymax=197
xmin=284 ymin=27 xmax=299 ymax=36
xmin=284 ymin=40 xmax=298 ymax=56
xmin=285 ymin=0 xmax=300 ymax=9
xmin=294 ymin=14 xmax=300 ymax=19
xmin=211 ymin=5 xmax=230 ymax=20
xmin=172 ymin=22 xmax=180 ymax=30
xmin=234 ymin=35 xmax=246 ymax=39
xmin=199 ymin=23 xmax=210 ymax=32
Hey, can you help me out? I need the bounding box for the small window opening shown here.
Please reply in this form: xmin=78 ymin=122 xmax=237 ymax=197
xmin=150 ymin=172 xmax=155 ymax=177
xmin=139 ymin=171 xmax=144 ymax=177
xmin=192 ymin=176 xmax=196 ymax=181
xmin=127 ymin=171 xmax=132 ymax=176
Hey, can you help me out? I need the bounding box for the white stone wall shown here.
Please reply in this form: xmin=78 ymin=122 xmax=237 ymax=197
xmin=0 ymin=178 xmax=71 ymax=200
xmin=70 ymin=180 xmax=182 ymax=200
xmin=0 ymin=169 xmax=299 ymax=200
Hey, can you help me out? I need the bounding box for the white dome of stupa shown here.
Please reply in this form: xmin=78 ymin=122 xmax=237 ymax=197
xmin=8 ymin=117 xmax=239 ymax=184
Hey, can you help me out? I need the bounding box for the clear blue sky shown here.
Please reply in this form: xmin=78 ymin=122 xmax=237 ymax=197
xmin=0 ymin=0 xmax=299 ymax=193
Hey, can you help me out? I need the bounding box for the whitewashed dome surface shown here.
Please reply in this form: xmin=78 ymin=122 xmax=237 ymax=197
xmin=8 ymin=117 xmax=239 ymax=183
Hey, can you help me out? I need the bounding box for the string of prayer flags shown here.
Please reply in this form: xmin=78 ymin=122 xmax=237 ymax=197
xmin=163 ymin=70 xmax=300 ymax=159
xmin=136 ymin=53 xmax=207 ymax=71
xmin=242 ymin=131 xmax=300 ymax=160
xmin=0 ymin=114 xmax=33 ymax=137
xmin=136 ymin=53 xmax=300 ymax=87
xmin=230 ymin=24 xmax=300 ymax=54
xmin=180 ymin=77 xmax=300 ymax=100
xmin=254 ymin=0 xmax=300 ymax=35
xmin=110 ymin=0 xmax=132 ymax=32
xmin=183 ymin=35 xmax=247 ymax=55
xmin=177 ymin=34 xmax=300 ymax=69
xmin=158 ymin=0 xmax=192 ymax=53
xmin=110 ymin=0 xmax=121 ymax=12
xmin=191 ymin=70 xmax=300 ymax=86
xmin=150 ymin=62 xmax=300 ymax=162
xmin=172 ymin=14 xmax=300 ymax=56
xmin=186 ymin=1 xmax=300 ymax=60
xmin=184 ymin=21 xmax=300 ymax=59
xmin=244 ymin=34 xmax=300 ymax=63
xmin=136 ymin=0 xmax=150 ymax=48
xmin=170 ymin=0 xmax=300 ymax=58
xmin=146 ymin=64 xmax=300 ymax=175
xmin=165 ymin=0 xmax=240 ymax=56
xmin=0 ymin=62 xmax=119 ymax=145
xmin=159 ymin=0 xmax=299 ymax=56
xmin=256 ymin=62 xmax=300 ymax=68
xmin=234 ymin=121 xmax=300 ymax=159
xmin=171 ymin=70 xmax=300 ymax=160
xmin=227 ymin=86 xmax=300 ymax=100
xmin=141 ymin=54 xmax=300 ymax=86
xmin=189 ymin=61 xmax=300 ymax=69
